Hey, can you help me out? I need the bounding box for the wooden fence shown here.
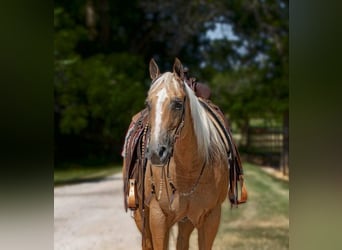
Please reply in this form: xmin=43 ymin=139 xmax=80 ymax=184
xmin=236 ymin=126 xmax=284 ymax=168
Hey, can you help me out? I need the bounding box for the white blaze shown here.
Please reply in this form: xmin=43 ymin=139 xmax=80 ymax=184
xmin=154 ymin=88 xmax=168 ymax=142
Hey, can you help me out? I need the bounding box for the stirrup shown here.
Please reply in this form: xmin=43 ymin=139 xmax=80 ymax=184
xmin=127 ymin=179 xmax=138 ymax=210
xmin=238 ymin=175 xmax=248 ymax=204
xmin=228 ymin=175 xmax=248 ymax=207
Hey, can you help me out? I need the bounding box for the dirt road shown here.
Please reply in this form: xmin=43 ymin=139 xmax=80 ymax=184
xmin=54 ymin=173 xmax=142 ymax=250
xmin=54 ymin=166 xmax=288 ymax=250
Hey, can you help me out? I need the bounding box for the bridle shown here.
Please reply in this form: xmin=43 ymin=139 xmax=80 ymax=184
xmin=144 ymin=81 xmax=206 ymax=208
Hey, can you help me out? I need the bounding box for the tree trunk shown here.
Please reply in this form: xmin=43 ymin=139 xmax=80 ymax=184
xmin=97 ymin=0 xmax=110 ymax=49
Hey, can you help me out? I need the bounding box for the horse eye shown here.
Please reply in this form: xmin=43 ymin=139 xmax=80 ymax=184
xmin=173 ymin=101 xmax=183 ymax=110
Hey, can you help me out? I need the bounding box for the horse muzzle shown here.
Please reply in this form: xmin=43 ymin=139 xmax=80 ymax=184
xmin=147 ymin=144 xmax=172 ymax=166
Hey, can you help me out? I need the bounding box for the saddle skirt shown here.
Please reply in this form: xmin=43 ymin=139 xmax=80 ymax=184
xmin=122 ymin=109 xmax=149 ymax=211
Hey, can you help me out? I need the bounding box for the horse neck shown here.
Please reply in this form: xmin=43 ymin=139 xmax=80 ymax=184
xmin=173 ymin=104 xmax=204 ymax=169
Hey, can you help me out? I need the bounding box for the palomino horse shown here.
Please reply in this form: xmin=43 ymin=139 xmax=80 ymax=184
xmin=130 ymin=58 xmax=230 ymax=250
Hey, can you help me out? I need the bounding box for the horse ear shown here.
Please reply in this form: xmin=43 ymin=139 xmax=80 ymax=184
xmin=149 ymin=58 xmax=160 ymax=81
xmin=173 ymin=57 xmax=184 ymax=79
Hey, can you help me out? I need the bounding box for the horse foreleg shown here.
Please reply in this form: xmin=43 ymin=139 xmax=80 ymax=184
xmin=177 ymin=218 xmax=195 ymax=250
xmin=197 ymin=206 xmax=221 ymax=250
xmin=134 ymin=208 xmax=153 ymax=250
xmin=149 ymin=200 xmax=169 ymax=250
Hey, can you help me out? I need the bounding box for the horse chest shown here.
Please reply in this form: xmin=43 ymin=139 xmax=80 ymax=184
xmin=155 ymin=179 xmax=223 ymax=221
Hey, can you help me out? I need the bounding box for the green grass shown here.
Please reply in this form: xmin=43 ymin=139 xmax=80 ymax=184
xmin=54 ymin=164 xmax=122 ymax=186
xmin=213 ymin=163 xmax=289 ymax=249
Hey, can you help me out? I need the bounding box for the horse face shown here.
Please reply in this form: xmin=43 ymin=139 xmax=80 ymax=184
xmin=146 ymin=73 xmax=186 ymax=166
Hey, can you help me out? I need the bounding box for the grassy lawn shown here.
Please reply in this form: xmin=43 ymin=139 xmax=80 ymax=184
xmin=54 ymin=164 xmax=122 ymax=186
xmin=188 ymin=163 xmax=289 ymax=249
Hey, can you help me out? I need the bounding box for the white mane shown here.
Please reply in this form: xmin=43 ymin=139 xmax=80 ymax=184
xmin=184 ymin=82 xmax=228 ymax=164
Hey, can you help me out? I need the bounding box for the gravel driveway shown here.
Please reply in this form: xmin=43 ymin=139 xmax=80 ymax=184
xmin=54 ymin=173 xmax=142 ymax=250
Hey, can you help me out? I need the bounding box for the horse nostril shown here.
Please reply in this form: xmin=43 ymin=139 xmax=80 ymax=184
xmin=158 ymin=146 xmax=167 ymax=158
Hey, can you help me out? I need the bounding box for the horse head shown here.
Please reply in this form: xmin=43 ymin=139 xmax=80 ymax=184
xmin=145 ymin=58 xmax=186 ymax=166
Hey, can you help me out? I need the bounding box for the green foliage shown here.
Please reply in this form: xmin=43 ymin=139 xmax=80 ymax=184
xmin=55 ymin=53 xmax=145 ymax=133
xmin=54 ymin=7 xmax=86 ymax=61
xmin=54 ymin=0 xmax=288 ymax=163
xmin=55 ymin=52 xmax=146 ymax=159
xmin=54 ymin=6 xmax=147 ymax=162
xmin=205 ymin=0 xmax=288 ymax=128
xmin=210 ymin=66 xmax=287 ymax=129
xmin=210 ymin=68 xmax=259 ymax=121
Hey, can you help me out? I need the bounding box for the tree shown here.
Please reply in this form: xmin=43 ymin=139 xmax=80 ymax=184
xmin=54 ymin=7 xmax=147 ymax=163
xmin=203 ymin=0 xmax=288 ymax=172
xmin=54 ymin=0 xmax=288 ymax=168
